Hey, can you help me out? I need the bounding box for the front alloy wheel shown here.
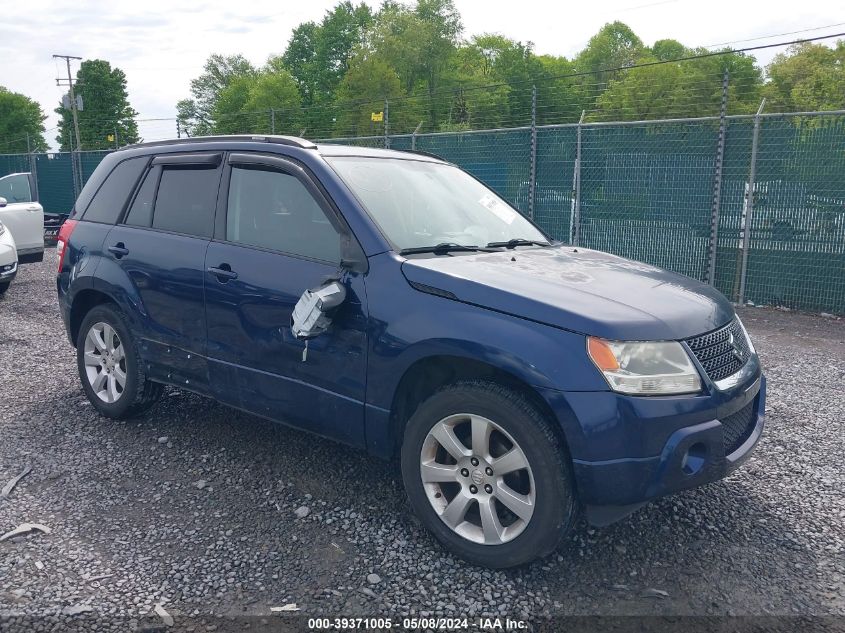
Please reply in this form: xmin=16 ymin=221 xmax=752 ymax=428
xmin=420 ymin=413 xmax=535 ymax=545
xmin=401 ymin=381 xmax=577 ymax=568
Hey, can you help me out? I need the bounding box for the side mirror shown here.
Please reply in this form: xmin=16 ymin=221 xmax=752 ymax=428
xmin=291 ymin=280 xmax=347 ymax=340
xmin=0 ymin=197 xmax=7 ymax=208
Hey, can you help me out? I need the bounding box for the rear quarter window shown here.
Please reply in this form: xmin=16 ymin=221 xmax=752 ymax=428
xmin=81 ymin=156 xmax=148 ymax=224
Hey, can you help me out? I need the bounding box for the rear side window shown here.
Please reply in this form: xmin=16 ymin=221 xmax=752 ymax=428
xmin=82 ymin=157 xmax=147 ymax=223
xmin=151 ymin=166 xmax=219 ymax=238
xmin=124 ymin=166 xmax=160 ymax=227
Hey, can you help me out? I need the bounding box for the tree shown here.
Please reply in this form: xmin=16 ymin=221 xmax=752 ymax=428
xmin=764 ymin=42 xmax=845 ymax=112
xmin=333 ymin=54 xmax=422 ymax=136
xmin=213 ymin=67 xmax=302 ymax=135
xmin=55 ymin=60 xmax=138 ymax=150
xmin=177 ymin=54 xmax=256 ymax=137
xmin=0 ymin=87 xmax=48 ymax=152
xmin=575 ymin=21 xmax=644 ymax=106
xmin=280 ymin=2 xmax=373 ymax=134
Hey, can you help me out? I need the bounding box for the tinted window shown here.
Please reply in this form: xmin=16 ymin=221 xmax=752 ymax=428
xmin=124 ymin=166 xmax=160 ymax=227
xmin=82 ymin=157 xmax=147 ymax=223
xmin=152 ymin=166 xmax=219 ymax=237
xmin=226 ymin=166 xmax=340 ymax=262
xmin=0 ymin=173 xmax=32 ymax=204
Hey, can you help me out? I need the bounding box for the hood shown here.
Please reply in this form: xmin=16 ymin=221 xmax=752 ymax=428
xmin=400 ymin=246 xmax=734 ymax=341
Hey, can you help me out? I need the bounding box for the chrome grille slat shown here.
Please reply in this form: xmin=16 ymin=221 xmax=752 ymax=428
xmin=686 ymin=319 xmax=751 ymax=382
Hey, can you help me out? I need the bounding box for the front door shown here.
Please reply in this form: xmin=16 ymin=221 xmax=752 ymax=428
xmin=204 ymin=153 xmax=368 ymax=447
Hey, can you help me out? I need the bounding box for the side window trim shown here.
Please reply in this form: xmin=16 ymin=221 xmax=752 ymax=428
xmin=152 ymin=152 xmax=222 ymax=166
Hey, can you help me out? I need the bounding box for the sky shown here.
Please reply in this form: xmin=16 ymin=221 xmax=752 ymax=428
xmin=1 ymin=0 xmax=843 ymax=147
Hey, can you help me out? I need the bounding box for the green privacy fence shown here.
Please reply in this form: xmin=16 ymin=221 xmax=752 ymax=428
xmin=1 ymin=111 xmax=843 ymax=313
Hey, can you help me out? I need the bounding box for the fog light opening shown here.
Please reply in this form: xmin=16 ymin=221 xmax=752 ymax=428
xmin=681 ymin=443 xmax=708 ymax=475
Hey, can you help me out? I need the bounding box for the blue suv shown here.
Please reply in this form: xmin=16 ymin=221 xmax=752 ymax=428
xmin=57 ymin=136 xmax=765 ymax=568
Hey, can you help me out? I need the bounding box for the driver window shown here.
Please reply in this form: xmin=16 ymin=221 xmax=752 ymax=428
xmin=226 ymin=166 xmax=341 ymax=263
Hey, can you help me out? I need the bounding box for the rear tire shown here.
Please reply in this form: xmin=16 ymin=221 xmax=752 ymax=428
xmin=400 ymin=380 xmax=577 ymax=568
xmin=76 ymin=304 xmax=163 ymax=419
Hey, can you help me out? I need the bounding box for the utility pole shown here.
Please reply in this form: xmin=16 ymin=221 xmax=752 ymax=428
xmin=54 ymin=54 xmax=83 ymax=196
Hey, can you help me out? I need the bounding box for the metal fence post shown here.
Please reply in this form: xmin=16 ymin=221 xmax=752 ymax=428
xmin=411 ymin=121 xmax=423 ymax=151
xmin=528 ymin=84 xmax=537 ymax=220
xmin=26 ymin=133 xmax=39 ymax=202
xmin=569 ymin=110 xmax=585 ymax=245
xmin=736 ymin=98 xmax=766 ymax=305
xmin=270 ymin=108 xmax=275 ymax=134
xmin=706 ymin=70 xmax=729 ymax=286
xmin=384 ymin=98 xmax=390 ymax=149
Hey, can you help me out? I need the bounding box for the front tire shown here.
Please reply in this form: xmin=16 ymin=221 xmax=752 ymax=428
xmin=76 ymin=304 xmax=163 ymax=419
xmin=0 ymin=281 xmax=9 ymax=295
xmin=400 ymin=381 xmax=577 ymax=568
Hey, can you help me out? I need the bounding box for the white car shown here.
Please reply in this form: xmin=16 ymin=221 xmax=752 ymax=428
xmin=0 ymin=172 xmax=44 ymax=264
xmin=0 ymin=220 xmax=17 ymax=295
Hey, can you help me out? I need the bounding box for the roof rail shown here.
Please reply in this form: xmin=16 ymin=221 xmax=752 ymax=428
xmin=124 ymin=135 xmax=317 ymax=150
xmin=399 ymin=148 xmax=447 ymax=162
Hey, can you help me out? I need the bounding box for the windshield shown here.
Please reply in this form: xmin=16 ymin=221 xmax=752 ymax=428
xmin=325 ymin=157 xmax=547 ymax=252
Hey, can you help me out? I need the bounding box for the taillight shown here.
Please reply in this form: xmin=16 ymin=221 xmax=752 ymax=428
xmin=56 ymin=219 xmax=78 ymax=273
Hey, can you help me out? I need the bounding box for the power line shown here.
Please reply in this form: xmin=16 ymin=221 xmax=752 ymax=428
xmin=703 ymin=22 xmax=845 ymax=49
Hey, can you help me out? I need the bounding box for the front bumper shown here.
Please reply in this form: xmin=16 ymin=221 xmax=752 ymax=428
xmin=0 ymin=261 xmax=17 ymax=282
xmin=551 ymin=359 xmax=765 ymax=525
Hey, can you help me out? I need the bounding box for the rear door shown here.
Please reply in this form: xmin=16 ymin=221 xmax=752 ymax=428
xmin=204 ymin=152 xmax=368 ymax=446
xmin=101 ymin=152 xmax=222 ymax=392
xmin=0 ymin=173 xmax=43 ymax=253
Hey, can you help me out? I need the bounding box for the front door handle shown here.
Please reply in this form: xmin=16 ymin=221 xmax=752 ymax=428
xmin=108 ymin=243 xmax=129 ymax=258
xmin=27 ymin=205 xmax=39 ymax=212
xmin=207 ymin=265 xmax=238 ymax=281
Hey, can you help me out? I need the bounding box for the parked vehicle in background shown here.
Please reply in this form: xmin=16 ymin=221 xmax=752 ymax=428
xmin=44 ymin=212 xmax=70 ymax=247
xmin=57 ymin=136 xmax=765 ymax=568
xmin=0 ymin=220 xmax=18 ymax=295
xmin=0 ymin=172 xmax=44 ymax=263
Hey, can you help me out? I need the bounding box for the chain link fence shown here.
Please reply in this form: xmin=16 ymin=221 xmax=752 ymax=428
xmin=1 ymin=110 xmax=843 ymax=314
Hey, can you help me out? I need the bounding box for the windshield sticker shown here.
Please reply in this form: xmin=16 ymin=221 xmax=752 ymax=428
xmin=478 ymin=193 xmax=517 ymax=225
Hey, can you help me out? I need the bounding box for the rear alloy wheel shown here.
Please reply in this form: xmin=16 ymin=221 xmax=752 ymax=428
xmin=83 ymin=322 xmax=127 ymax=403
xmin=401 ymin=381 xmax=577 ymax=568
xmin=76 ymin=304 xmax=163 ymax=419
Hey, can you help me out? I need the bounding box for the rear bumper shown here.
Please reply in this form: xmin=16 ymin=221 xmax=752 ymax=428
xmin=561 ymin=370 xmax=765 ymax=524
xmin=17 ymin=246 xmax=44 ymax=265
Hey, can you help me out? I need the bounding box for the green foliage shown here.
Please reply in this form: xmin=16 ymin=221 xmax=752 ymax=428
xmin=178 ymin=54 xmax=256 ymax=136
xmin=0 ymin=87 xmax=48 ymax=152
xmin=172 ymin=3 xmax=843 ymax=138
xmin=213 ymin=67 xmax=302 ymax=135
xmin=55 ymin=60 xmax=138 ymax=150
xmin=764 ymin=42 xmax=845 ymax=112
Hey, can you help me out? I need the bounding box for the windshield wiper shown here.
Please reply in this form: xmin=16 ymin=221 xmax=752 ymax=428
xmin=486 ymin=238 xmax=551 ymax=249
xmin=399 ymin=242 xmax=499 ymax=255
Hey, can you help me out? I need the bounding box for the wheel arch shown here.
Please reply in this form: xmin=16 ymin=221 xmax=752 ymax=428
xmin=387 ymin=354 xmax=571 ymax=461
xmin=69 ymin=288 xmax=118 ymax=347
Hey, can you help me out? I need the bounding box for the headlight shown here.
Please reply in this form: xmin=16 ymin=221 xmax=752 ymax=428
xmin=587 ymin=338 xmax=701 ymax=395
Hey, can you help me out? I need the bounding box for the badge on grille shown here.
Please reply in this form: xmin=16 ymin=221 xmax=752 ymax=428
xmin=728 ymin=331 xmax=744 ymax=361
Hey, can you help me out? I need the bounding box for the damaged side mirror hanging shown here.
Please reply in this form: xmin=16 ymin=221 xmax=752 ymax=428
xmin=290 ymin=280 xmax=347 ymax=361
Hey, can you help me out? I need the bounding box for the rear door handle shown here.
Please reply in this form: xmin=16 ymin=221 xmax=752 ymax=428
xmin=27 ymin=206 xmax=39 ymax=212
xmin=207 ymin=265 xmax=238 ymax=281
xmin=108 ymin=243 xmax=129 ymax=258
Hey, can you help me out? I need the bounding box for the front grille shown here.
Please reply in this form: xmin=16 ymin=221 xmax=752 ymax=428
xmin=720 ymin=401 xmax=756 ymax=455
xmin=686 ymin=319 xmax=751 ymax=382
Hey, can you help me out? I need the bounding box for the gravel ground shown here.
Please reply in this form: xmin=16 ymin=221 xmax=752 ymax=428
xmin=1 ymin=252 xmax=843 ymax=631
